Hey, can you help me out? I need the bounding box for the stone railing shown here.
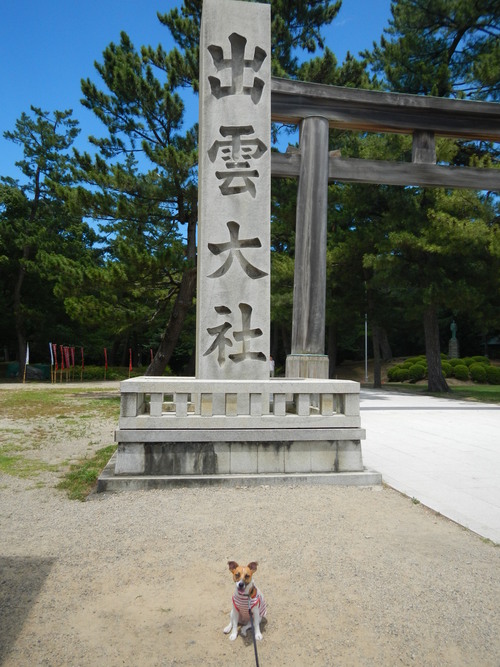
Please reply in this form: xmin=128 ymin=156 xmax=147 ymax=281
xmin=118 ymin=377 xmax=361 ymax=431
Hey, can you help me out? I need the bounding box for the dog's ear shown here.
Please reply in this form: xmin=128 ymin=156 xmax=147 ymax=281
xmin=247 ymin=561 xmax=258 ymax=572
xmin=228 ymin=561 xmax=238 ymax=571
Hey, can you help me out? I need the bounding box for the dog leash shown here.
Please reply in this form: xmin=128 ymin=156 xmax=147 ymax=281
xmin=248 ymin=596 xmax=261 ymax=667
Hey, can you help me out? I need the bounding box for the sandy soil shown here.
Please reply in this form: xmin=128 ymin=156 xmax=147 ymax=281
xmin=1 ymin=382 xmax=499 ymax=666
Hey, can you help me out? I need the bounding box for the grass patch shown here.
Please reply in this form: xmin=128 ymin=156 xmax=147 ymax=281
xmin=0 ymin=387 xmax=120 ymax=420
xmin=447 ymin=385 xmax=500 ymax=403
xmin=56 ymin=445 xmax=117 ymax=501
xmin=0 ymin=452 xmax=59 ymax=478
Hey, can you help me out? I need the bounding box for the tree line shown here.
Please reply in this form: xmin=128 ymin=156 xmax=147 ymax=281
xmin=1 ymin=0 xmax=499 ymax=391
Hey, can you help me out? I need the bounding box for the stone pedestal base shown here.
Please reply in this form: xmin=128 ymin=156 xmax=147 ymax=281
xmin=286 ymin=354 xmax=329 ymax=379
xmin=448 ymin=339 xmax=459 ymax=359
xmin=113 ymin=434 xmax=365 ymax=476
xmin=97 ymin=375 xmax=380 ymax=492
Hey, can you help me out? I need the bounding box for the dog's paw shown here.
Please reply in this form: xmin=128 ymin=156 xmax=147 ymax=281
xmin=229 ymin=632 xmax=238 ymax=641
xmin=255 ymin=631 xmax=263 ymax=641
xmin=223 ymin=624 xmax=232 ymax=635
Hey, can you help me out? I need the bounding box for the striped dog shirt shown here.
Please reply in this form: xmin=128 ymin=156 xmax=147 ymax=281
xmin=232 ymin=587 xmax=267 ymax=624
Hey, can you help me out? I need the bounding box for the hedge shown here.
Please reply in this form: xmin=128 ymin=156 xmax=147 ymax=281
xmin=387 ymin=355 xmax=499 ymax=385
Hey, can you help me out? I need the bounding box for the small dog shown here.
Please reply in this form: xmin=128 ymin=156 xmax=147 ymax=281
xmin=224 ymin=560 xmax=267 ymax=641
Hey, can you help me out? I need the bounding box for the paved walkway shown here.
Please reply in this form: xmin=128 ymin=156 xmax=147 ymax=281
xmin=360 ymin=389 xmax=500 ymax=543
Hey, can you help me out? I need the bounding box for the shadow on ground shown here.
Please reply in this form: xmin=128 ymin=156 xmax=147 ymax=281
xmin=0 ymin=556 xmax=55 ymax=662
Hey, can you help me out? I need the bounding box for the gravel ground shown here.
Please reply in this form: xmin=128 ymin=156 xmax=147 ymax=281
xmin=1 ymin=384 xmax=500 ymax=666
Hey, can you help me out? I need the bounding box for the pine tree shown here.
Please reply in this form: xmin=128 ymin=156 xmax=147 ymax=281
xmin=1 ymin=107 xmax=97 ymax=378
xmin=365 ymin=0 xmax=500 ymax=100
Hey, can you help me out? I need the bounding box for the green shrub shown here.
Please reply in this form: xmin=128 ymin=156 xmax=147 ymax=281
xmin=449 ymin=358 xmax=463 ymax=367
xmin=471 ymin=356 xmax=490 ymax=366
xmin=469 ymin=363 xmax=487 ymax=383
xmin=453 ymin=364 xmax=470 ymax=381
xmin=388 ymin=365 xmax=411 ymax=382
xmin=388 ymin=366 xmax=404 ymax=381
xmin=394 ymin=367 xmax=409 ymax=382
xmin=441 ymin=361 xmax=452 ymax=377
xmin=407 ymin=355 xmax=426 ymax=365
xmin=486 ymin=366 xmax=500 ymax=385
xmin=408 ymin=364 xmax=426 ymax=382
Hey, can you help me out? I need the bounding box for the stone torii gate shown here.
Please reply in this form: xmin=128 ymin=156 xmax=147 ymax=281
xmin=270 ymin=80 xmax=500 ymax=381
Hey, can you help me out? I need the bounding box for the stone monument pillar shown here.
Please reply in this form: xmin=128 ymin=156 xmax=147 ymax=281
xmin=286 ymin=116 xmax=330 ymax=380
xmin=197 ymin=0 xmax=271 ymax=383
xmin=105 ymin=0 xmax=374 ymax=490
xmin=448 ymin=320 xmax=459 ymax=358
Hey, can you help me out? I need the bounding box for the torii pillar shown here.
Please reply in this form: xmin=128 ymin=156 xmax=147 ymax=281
xmin=286 ymin=115 xmax=330 ymax=380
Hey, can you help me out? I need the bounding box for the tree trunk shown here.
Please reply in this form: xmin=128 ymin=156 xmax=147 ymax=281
xmin=145 ymin=266 xmax=197 ymax=376
xmin=379 ymin=326 xmax=393 ymax=361
xmin=372 ymin=324 xmax=382 ymax=389
xmin=423 ymin=304 xmax=450 ymax=392
xmin=14 ymin=167 xmax=41 ymax=381
xmin=14 ymin=249 xmax=29 ymax=381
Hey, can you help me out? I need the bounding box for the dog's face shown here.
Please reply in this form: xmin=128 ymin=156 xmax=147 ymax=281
xmin=228 ymin=561 xmax=257 ymax=594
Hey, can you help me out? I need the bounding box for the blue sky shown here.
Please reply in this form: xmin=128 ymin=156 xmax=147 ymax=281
xmin=0 ymin=0 xmax=392 ymax=180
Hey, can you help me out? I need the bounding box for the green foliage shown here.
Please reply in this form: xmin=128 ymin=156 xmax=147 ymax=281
xmin=408 ymin=363 xmax=426 ymax=382
xmin=158 ymin=0 xmax=343 ymax=82
xmin=0 ymin=452 xmax=59 ymax=479
xmin=1 ymin=107 xmax=99 ymax=368
xmin=453 ymin=364 xmax=470 ymax=381
xmin=365 ymin=0 xmax=500 ymax=100
xmin=388 ymin=365 xmax=410 ymax=382
xmin=469 ymin=363 xmax=488 ymax=383
xmin=441 ymin=361 xmax=452 ymax=377
xmin=56 ymin=445 xmax=117 ymax=501
xmin=471 ymin=356 xmax=490 ymax=365
xmin=486 ymin=366 xmax=500 ymax=385
xmin=387 ymin=355 xmax=500 ymax=385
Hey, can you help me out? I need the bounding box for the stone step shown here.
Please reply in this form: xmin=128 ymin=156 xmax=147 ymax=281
xmin=97 ymin=454 xmax=381 ymax=493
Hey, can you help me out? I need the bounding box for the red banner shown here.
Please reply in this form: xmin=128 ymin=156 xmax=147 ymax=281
xmin=104 ymin=348 xmax=108 ymax=370
xmin=129 ymin=348 xmax=133 ymax=372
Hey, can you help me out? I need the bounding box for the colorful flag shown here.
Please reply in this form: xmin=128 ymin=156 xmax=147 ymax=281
xmin=129 ymin=348 xmax=133 ymax=372
xmin=104 ymin=348 xmax=108 ymax=370
xmin=49 ymin=342 xmax=54 ymax=366
xmin=25 ymin=342 xmax=29 ymax=365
